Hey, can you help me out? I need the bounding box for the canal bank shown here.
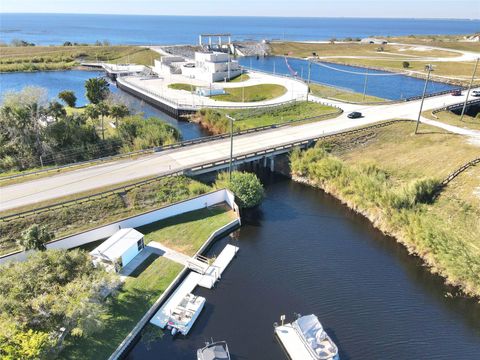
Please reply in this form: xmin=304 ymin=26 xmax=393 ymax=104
xmin=125 ymin=174 xmax=480 ymax=360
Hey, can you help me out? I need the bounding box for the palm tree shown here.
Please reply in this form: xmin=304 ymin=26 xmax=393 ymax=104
xmin=96 ymin=102 xmax=110 ymax=140
xmin=109 ymin=104 xmax=130 ymax=129
xmin=58 ymin=90 xmax=77 ymax=108
xmin=84 ymin=104 xmax=101 ymax=138
xmin=85 ymin=78 xmax=109 ymax=105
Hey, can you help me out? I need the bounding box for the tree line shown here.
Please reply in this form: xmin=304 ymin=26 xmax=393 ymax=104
xmin=0 ymin=78 xmax=180 ymax=172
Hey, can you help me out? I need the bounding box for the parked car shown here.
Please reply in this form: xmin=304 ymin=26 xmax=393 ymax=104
xmin=472 ymin=90 xmax=480 ymax=97
xmin=451 ymin=90 xmax=462 ymax=96
xmin=347 ymin=111 xmax=362 ymax=119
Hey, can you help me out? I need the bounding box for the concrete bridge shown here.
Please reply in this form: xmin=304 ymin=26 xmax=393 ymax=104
xmin=1 ymin=91 xmax=479 ymax=213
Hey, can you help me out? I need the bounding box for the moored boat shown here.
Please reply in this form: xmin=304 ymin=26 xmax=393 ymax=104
xmin=197 ymin=340 xmax=231 ymax=360
xmin=274 ymin=314 xmax=339 ymax=360
xmin=166 ymin=292 xmax=205 ymax=336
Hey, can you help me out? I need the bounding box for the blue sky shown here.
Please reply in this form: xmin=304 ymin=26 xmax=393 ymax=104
xmin=1 ymin=0 xmax=479 ymax=19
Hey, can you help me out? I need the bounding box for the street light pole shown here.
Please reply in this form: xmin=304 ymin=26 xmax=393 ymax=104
xmin=460 ymin=57 xmax=479 ymax=122
xmin=362 ymin=69 xmax=369 ymax=102
xmin=226 ymin=114 xmax=236 ymax=182
xmin=415 ymin=64 xmax=434 ymax=134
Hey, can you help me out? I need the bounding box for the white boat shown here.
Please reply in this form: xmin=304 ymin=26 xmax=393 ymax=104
xmin=197 ymin=340 xmax=231 ymax=360
xmin=166 ymin=293 xmax=205 ymax=336
xmin=274 ymin=314 xmax=339 ymax=360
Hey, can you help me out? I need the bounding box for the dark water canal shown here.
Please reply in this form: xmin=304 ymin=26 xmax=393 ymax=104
xmin=126 ymin=175 xmax=480 ymax=360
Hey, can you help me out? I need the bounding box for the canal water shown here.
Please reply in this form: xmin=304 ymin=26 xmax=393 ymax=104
xmin=239 ymin=56 xmax=457 ymax=100
xmin=126 ymin=175 xmax=480 ymax=360
xmin=0 ymin=70 xmax=206 ymax=140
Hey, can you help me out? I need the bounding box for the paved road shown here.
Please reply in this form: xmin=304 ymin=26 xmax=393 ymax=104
xmin=1 ymin=91 xmax=479 ymax=213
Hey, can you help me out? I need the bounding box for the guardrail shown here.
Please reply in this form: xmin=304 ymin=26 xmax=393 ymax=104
xmin=441 ymin=157 xmax=480 ymax=187
xmin=431 ymin=98 xmax=480 ymax=118
xmin=0 ymin=106 xmax=342 ymax=183
xmin=1 ymin=118 xmax=408 ymax=222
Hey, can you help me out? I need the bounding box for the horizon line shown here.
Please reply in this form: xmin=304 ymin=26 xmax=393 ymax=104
xmin=1 ymin=12 xmax=479 ymax=21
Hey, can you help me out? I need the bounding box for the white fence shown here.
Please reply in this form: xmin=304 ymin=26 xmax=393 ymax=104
xmin=0 ymin=189 xmax=238 ymax=264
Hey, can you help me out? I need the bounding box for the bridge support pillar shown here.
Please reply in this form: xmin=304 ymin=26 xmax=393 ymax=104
xmin=270 ymin=157 xmax=275 ymax=172
xmin=263 ymin=157 xmax=267 ymax=168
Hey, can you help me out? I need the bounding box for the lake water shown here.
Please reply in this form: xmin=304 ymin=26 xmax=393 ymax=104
xmin=1 ymin=14 xmax=479 ymax=45
xmin=126 ymin=175 xmax=480 ymax=360
xmin=239 ymin=56 xmax=457 ymax=100
xmin=0 ymin=70 xmax=206 ymax=140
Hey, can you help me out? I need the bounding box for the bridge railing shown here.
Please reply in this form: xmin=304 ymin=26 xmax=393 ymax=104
xmin=0 ymin=119 xmax=409 ymax=222
xmin=0 ymin=106 xmax=341 ymax=183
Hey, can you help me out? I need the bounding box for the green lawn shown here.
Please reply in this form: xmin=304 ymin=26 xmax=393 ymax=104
xmin=309 ymin=83 xmax=386 ymax=103
xmin=138 ymin=204 xmax=236 ymax=256
xmin=59 ymin=256 xmax=182 ymax=360
xmin=168 ymin=83 xmax=195 ymax=91
xmin=212 ymin=84 xmax=287 ymax=102
xmin=228 ymin=73 xmax=250 ymax=82
xmin=194 ymin=101 xmax=340 ymax=134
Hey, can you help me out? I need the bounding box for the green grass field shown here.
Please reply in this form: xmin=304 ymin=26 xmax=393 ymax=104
xmin=59 ymin=256 xmax=182 ymax=360
xmin=139 ymin=205 xmax=236 ymax=256
xmin=228 ymin=73 xmax=250 ymax=82
xmin=0 ymin=45 xmax=160 ymax=72
xmin=212 ymin=84 xmax=287 ymax=102
xmin=194 ymin=101 xmax=339 ymax=134
xmin=168 ymin=83 xmax=194 ymax=91
xmin=309 ymin=83 xmax=386 ymax=102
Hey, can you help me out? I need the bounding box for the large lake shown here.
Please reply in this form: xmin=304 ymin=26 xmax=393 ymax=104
xmin=1 ymin=14 xmax=479 ymax=45
xmin=239 ymin=56 xmax=457 ymax=100
xmin=126 ymin=175 xmax=480 ymax=360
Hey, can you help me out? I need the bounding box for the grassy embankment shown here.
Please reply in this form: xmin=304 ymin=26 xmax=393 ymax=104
xmin=212 ymin=84 xmax=287 ymax=102
xmin=309 ymin=83 xmax=386 ymax=103
xmin=290 ymin=121 xmax=480 ymax=297
xmin=59 ymin=205 xmax=235 ymax=360
xmin=0 ymin=45 xmax=160 ymax=72
xmin=0 ymin=176 xmax=212 ymax=256
xmin=269 ymin=41 xmax=479 ymax=84
xmin=59 ymin=256 xmax=181 ymax=360
xmin=228 ymin=73 xmax=250 ymax=82
xmin=193 ymin=101 xmax=339 ymax=134
xmin=423 ymin=109 xmax=480 ymax=131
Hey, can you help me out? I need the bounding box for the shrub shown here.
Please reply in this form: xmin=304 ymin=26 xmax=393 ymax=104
xmin=215 ymin=171 xmax=264 ymax=208
xmin=402 ymin=61 xmax=410 ymax=69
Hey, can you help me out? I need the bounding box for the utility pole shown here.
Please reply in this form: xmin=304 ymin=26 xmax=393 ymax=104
xmin=273 ymin=60 xmax=276 ymax=75
xmin=307 ymin=60 xmax=312 ymax=102
xmin=362 ymin=69 xmax=369 ymax=101
xmin=226 ymin=115 xmax=236 ymax=182
xmin=460 ymin=57 xmax=479 ymax=122
xmin=415 ymin=64 xmax=434 ymax=134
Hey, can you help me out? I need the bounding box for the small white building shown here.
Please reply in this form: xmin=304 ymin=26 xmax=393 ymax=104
xmin=153 ymin=51 xmax=241 ymax=83
xmin=194 ymin=51 xmax=241 ymax=82
xmin=90 ymin=228 xmax=145 ymax=272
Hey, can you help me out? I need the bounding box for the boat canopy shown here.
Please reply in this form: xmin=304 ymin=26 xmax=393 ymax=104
xmin=198 ymin=342 xmax=230 ymax=360
xmin=293 ymin=314 xmax=333 ymax=359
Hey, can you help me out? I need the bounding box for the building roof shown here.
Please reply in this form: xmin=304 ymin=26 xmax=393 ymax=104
xmin=90 ymin=228 xmax=143 ymax=261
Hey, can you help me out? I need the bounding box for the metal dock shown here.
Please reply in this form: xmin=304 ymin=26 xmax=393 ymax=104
xmin=150 ymin=244 xmax=239 ymax=329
